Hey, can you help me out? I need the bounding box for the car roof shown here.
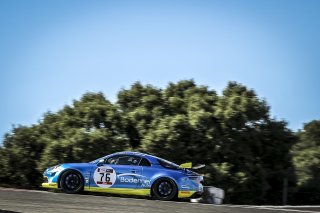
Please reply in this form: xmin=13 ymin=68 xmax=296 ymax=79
xmin=112 ymin=151 xmax=154 ymax=158
xmin=110 ymin=151 xmax=182 ymax=167
xmin=109 ymin=151 xmax=174 ymax=164
xmin=92 ymin=151 xmax=181 ymax=167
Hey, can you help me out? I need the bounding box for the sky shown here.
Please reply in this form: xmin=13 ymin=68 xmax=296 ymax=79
xmin=1 ymin=0 xmax=320 ymax=140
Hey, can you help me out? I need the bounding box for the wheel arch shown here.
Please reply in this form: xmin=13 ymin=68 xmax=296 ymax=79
xmin=57 ymin=168 xmax=85 ymax=188
xmin=150 ymin=176 xmax=179 ymax=197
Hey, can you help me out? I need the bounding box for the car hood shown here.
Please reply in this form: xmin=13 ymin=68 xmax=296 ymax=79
xmin=46 ymin=163 xmax=93 ymax=172
xmin=61 ymin=163 xmax=93 ymax=167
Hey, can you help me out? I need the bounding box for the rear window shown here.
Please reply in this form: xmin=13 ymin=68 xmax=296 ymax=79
xmin=139 ymin=158 xmax=151 ymax=167
xmin=157 ymin=159 xmax=180 ymax=170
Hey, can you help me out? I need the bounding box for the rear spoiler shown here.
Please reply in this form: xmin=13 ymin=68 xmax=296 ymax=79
xmin=179 ymin=162 xmax=205 ymax=170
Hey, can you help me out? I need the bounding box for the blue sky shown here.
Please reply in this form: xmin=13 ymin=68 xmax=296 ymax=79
xmin=0 ymin=0 xmax=320 ymax=140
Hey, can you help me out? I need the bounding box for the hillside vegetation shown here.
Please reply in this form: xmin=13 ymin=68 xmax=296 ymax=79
xmin=0 ymin=80 xmax=319 ymax=204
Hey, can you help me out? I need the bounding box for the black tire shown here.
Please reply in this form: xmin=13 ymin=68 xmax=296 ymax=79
xmin=152 ymin=177 xmax=178 ymax=201
xmin=60 ymin=170 xmax=84 ymax=194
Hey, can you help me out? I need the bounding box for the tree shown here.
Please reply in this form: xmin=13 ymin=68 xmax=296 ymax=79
xmin=208 ymin=82 xmax=296 ymax=204
xmin=38 ymin=92 xmax=130 ymax=171
xmin=292 ymin=120 xmax=320 ymax=204
xmin=0 ymin=126 xmax=44 ymax=187
xmin=259 ymin=120 xmax=296 ymax=204
xmin=141 ymin=80 xmax=219 ymax=165
xmin=119 ymin=80 xmax=296 ymax=204
xmin=118 ymin=82 xmax=164 ymax=148
xmin=0 ymin=80 xmax=299 ymax=205
xmin=0 ymin=92 xmax=130 ymax=187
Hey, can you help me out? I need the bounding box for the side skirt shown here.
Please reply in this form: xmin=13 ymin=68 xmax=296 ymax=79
xmin=84 ymin=187 xmax=150 ymax=196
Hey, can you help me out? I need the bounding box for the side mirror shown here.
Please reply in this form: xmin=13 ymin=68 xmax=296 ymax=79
xmin=179 ymin=162 xmax=192 ymax=169
xmin=97 ymin=159 xmax=105 ymax=166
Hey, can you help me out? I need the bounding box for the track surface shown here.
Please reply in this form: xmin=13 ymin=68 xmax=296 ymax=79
xmin=0 ymin=188 xmax=319 ymax=213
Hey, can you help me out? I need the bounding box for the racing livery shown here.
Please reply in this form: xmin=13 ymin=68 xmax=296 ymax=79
xmin=42 ymin=151 xmax=204 ymax=200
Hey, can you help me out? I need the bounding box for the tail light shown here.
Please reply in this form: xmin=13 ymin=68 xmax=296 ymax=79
xmin=188 ymin=176 xmax=204 ymax=184
xmin=198 ymin=176 xmax=204 ymax=184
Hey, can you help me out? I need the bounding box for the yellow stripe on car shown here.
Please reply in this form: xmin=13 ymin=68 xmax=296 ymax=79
xmin=84 ymin=187 xmax=150 ymax=196
xmin=85 ymin=187 xmax=195 ymax=198
xmin=42 ymin=183 xmax=58 ymax=188
xmin=178 ymin=190 xmax=196 ymax=198
xmin=42 ymin=183 xmax=195 ymax=198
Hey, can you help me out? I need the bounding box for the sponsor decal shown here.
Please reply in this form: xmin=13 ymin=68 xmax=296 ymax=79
xmin=94 ymin=166 xmax=117 ymax=188
xmin=97 ymin=181 xmax=113 ymax=185
xmin=85 ymin=175 xmax=90 ymax=184
xmin=118 ymin=173 xmax=151 ymax=187
xmin=97 ymin=168 xmax=113 ymax=173
xmin=181 ymin=185 xmax=190 ymax=189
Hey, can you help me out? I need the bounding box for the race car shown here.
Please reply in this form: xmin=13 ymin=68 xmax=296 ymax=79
xmin=42 ymin=151 xmax=204 ymax=200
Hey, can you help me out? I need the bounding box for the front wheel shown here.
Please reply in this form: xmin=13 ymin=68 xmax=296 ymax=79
xmin=60 ymin=170 xmax=84 ymax=194
xmin=152 ymin=178 xmax=178 ymax=201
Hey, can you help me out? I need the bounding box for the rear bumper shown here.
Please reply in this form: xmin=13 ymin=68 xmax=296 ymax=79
xmin=190 ymin=191 xmax=203 ymax=198
xmin=178 ymin=190 xmax=195 ymax=198
xmin=178 ymin=190 xmax=203 ymax=198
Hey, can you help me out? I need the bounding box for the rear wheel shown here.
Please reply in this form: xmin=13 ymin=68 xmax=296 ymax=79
xmin=60 ymin=170 xmax=84 ymax=194
xmin=152 ymin=178 xmax=177 ymax=201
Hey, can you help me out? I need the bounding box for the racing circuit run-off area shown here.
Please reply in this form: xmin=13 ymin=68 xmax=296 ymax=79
xmin=0 ymin=188 xmax=320 ymax=213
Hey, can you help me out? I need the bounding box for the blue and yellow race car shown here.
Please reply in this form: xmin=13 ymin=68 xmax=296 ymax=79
xmin=42 ymin=151 xmax=204 ymax=200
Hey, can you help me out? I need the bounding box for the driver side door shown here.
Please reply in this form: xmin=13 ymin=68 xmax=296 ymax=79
xmin=90 ymin=155 xmax=142 ymax=190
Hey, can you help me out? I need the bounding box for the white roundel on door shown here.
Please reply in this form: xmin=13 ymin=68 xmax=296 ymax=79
xmin=93 ymin=166 xmax=117 ymax=188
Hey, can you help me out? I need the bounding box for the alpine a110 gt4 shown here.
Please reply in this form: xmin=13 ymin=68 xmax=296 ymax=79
xmin=42 ymin=151 xmax=204 ymax=200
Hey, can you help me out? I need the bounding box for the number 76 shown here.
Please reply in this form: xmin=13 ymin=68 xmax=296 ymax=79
xmin=99 ymin=173 xmax=111 ymax=182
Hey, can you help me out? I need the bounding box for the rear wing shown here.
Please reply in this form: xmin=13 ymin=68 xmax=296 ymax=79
xmin=179 ymin=162 xmax=205 ymax=170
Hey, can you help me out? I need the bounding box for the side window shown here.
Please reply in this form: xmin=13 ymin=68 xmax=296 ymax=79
xmin=105 ymin=156 xmax=119 ymax=165
xmin=139 ymin=158 xmax=151 ymax=167
xmin=116 ymin=155 xmax=141 ymax=166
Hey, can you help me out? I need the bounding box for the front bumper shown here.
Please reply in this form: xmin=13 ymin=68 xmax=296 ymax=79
xmin=42 ymin=165 xmax=62 ymax=189
xmin=42 ymin=182 xmax=58 ymax=189
xmin=42 ymin=170 xmax=59 ymax=189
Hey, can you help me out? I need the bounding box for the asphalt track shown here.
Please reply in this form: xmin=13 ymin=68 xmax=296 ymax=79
xmin=0 ymin=188 xmax=319 ymax=213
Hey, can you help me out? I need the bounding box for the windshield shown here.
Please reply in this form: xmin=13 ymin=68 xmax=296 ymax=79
xmin=89 ymin=159 xmax=98 ymax=163
xmin=89 ymin=156 xmax=106 ymax=164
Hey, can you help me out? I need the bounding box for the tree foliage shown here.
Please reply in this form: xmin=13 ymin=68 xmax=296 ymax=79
xmin=0 ymin=80 xmax=314 ymax=204
xmin=0 ymin=92 xmax=129 ymax=187
xmin=0 ymin=126 xmax=44 ymax=187
xmin=291 ymin=120 xmax=320 ymax=204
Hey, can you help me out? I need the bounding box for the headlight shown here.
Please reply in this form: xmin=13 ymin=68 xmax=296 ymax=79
xmin=49 ymin=165 xmax=62 ymax=173
xmin=52 ymin=165 xmax=61 ymax=170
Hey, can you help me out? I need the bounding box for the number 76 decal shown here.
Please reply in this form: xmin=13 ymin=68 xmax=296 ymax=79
xmin=94 ymin=166 xmax=116 ymax=187
xmin=99 ymin=172 xmax=111 ymax=183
